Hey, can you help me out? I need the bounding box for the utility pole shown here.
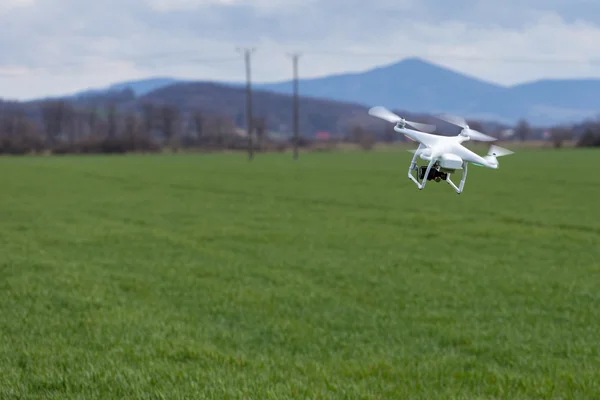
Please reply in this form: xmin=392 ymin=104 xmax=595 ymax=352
xmin=237 ymin=47 xmax=255 ymax=160
xmin=287 ymin=52 xmax=301 ymax=159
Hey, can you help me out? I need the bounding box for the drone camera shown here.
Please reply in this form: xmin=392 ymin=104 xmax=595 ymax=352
xmin=418 ymin=166 xmax=448 ymax=182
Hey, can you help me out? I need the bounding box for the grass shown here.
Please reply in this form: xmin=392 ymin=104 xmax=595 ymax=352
xmin=1 ymin=147 xmax=599 ymax=398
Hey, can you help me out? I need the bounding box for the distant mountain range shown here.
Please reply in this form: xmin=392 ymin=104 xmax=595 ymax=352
xmin=64 ymin=58 xmax=600 ymax=126
xmin=73 ymin=77 xmax=185 ymax=99
xmin=254 ymin=58 xmax=600 ymax=126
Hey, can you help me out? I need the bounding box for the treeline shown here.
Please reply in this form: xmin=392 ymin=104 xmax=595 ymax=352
xmin=480 ymin=118 xmax=600 ymax=148
xmin=1 ymin=96 xmax=600 ymax=156
xmin=0 ymin=99 xmax=293 ymax=155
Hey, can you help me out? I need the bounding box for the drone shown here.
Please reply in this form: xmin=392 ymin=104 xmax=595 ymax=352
xmin=368 ymin=106 xmax=514 ymax=194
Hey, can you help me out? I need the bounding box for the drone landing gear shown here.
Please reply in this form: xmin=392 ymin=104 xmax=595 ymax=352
xmin=446 ymin=163 xmax=467 ymax=194
xmin=408 ymin=153 xmax=468 ymax=194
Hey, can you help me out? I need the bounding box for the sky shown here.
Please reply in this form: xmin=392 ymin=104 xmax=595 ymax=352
xmin=2 ymin=0 xmax=600 ymax=99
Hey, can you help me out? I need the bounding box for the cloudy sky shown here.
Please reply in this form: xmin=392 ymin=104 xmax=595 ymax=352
xmin=1 ymin=0 xmax=600 ymax=99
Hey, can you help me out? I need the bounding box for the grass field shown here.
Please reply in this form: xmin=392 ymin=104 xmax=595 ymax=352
xmin=1 ymin=147 xmax=600 ymax=398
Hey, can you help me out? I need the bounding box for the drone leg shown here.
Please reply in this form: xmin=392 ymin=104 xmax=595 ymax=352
xmin=407 ymin=148 xmax=421 ymax=188
xmin=417 ymin=159 xmax=435 ymax=190
xmin=447 ymin=162 xmax=468 ymax=194
xmin=458 ymin=163 xmax=468 ymax=192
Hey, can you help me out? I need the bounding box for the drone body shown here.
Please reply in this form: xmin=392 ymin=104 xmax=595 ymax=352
xmin=368 ymin=106 xmax=514 ymax=194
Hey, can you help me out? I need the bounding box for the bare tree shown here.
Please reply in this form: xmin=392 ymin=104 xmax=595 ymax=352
xmin=550 ymin=126 xmax=573 ymax=148
xmin=141 ymin=102 xmax=156 ymax=138
xmin=213 ymin=115 xmax=226 ymax=147
xmin=161 ymin=105 xmax=178 ymax=140
xmin=106 ymin=103 xmax=117 ymax=138
xmin=192 ymin=110 xmax=204 ymax=146
xmin=515 ymin=119 xmax=531 ymax=142
xmin=62 ymin=104 xmax=77 ymax=143
xmin=124 ymin=112 xmax=139 ymax=139
xmin=254 ymin=115 xmax=267 ymax=149
xmin=87 ymin=107 xmax=98 ymax=136
xmin=41 ymin=100 xmax=67 ymax=145
xmin=0 ymin=104 xmax=42 ymax=154
xmin=350 ymin=125 xmax=376 ymax=150
xmin=577 ymin=126 xmax=600 ymax=147
xmin=382 ymin=123 xmax=395 ymax=143
xmin=350 ymin=125 xmax=364 ymax=143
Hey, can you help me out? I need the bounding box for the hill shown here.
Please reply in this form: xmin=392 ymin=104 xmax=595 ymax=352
xmin=139 ymin=81 xmax=398 ymax=137
xmin=18 ymin=81 xmax=404 ymax=140
xmin=72 ymin=77 xmax=185 ymax=98
xmin=69 ymin=58 xmax=600 ymax=126
xmin=4 ymin=74 xmax=537 ymax=149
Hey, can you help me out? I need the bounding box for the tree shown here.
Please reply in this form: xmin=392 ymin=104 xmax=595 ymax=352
xmin=160 ymin=104 xmax=179 ymax=146
xmin=211 ymin=115 xmax=231 ymax=148
xmin=193 ymin=110 xmax=204 ymax=145
xmin=124 ymin=112 xmax=139 ymax=140
xmin=382 ymin=123 xmax=396 ymax=143
xmin=359 ymin=131 xmax=376 ymax=151
xmin=550 ymin=126 xmax=573 ymax=148
xmin=141 ymin=102 xmax=156 ymax=139
xmin=0 ymin=104 xmax=42 ymax=154
xmin=87 ymin=107 xmax=98 ymax=136
xmin=254 ymin=116 xmax=267 ymax=149
xmin=62 ymin=104 xmax=77 ymax=143
xmin=515 ymin=119 xmax=531 ymax=142
xmin=106 ymin=103 xmax=117 ymax=138
xmin=350 ymin=125 xmax=364 ymax=143
xmin=350 ymin=125 xmax=376 ymax=151
xmin=577 ymin=127 xmax=600 ymax=147
xmin=41 ymin=100 xmax=67 ymax=145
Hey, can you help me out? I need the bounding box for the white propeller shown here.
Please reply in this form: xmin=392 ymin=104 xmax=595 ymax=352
xmin=487 ymin=145 xmax=514 ymax=157
xmin=368 ymin=106 xmax=436 ymax=133
xmin=437 ymin=113 xmax=497 ymax=142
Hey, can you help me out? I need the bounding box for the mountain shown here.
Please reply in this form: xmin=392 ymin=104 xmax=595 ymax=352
xmin=254 ymin=58 xmax=506 ymax=119
xmin=499 ymin=79 xmax=600 ymax=123
xmin=73 ymin=77 xmax=186 ymax=98
xmin=64 ymin=57 xmax=600 ymax=126
xmin=253 ymin=58 xmax=600 ymax=125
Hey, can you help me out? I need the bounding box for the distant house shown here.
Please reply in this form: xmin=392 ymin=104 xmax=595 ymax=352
xmin=315 ymin=131 xmax=330 ymax=140
xmin=543 ymin=130 xmax=551 ymax=139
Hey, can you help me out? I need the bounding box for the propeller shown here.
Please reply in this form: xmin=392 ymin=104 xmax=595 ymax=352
xmin=436 ymin=113 xmax=497 ymax=141
xmin=368 ymin=106 xmax=436 ymax=133
xmin=487 ymin=145 xmax=514 ymax=157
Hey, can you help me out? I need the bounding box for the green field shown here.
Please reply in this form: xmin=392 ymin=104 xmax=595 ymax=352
xmin=1 ymin=148 xmax=600 ymax=398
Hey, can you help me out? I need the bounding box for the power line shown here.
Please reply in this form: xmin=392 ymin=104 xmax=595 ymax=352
xmin=237 ymin=47 xmax=255 ymax=161
xmin=287 ymin=52 xmax=301 ymax=160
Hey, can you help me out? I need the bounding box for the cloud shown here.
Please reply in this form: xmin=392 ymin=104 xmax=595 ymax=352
xmin=0 ymin=0 xmax=600 ymax=99
xmin=0 ymin=0 xmax=34 ymax=15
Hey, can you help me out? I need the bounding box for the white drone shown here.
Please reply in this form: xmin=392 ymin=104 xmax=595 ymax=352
xmin=368 ymin=106 xmax=514 ymax=194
